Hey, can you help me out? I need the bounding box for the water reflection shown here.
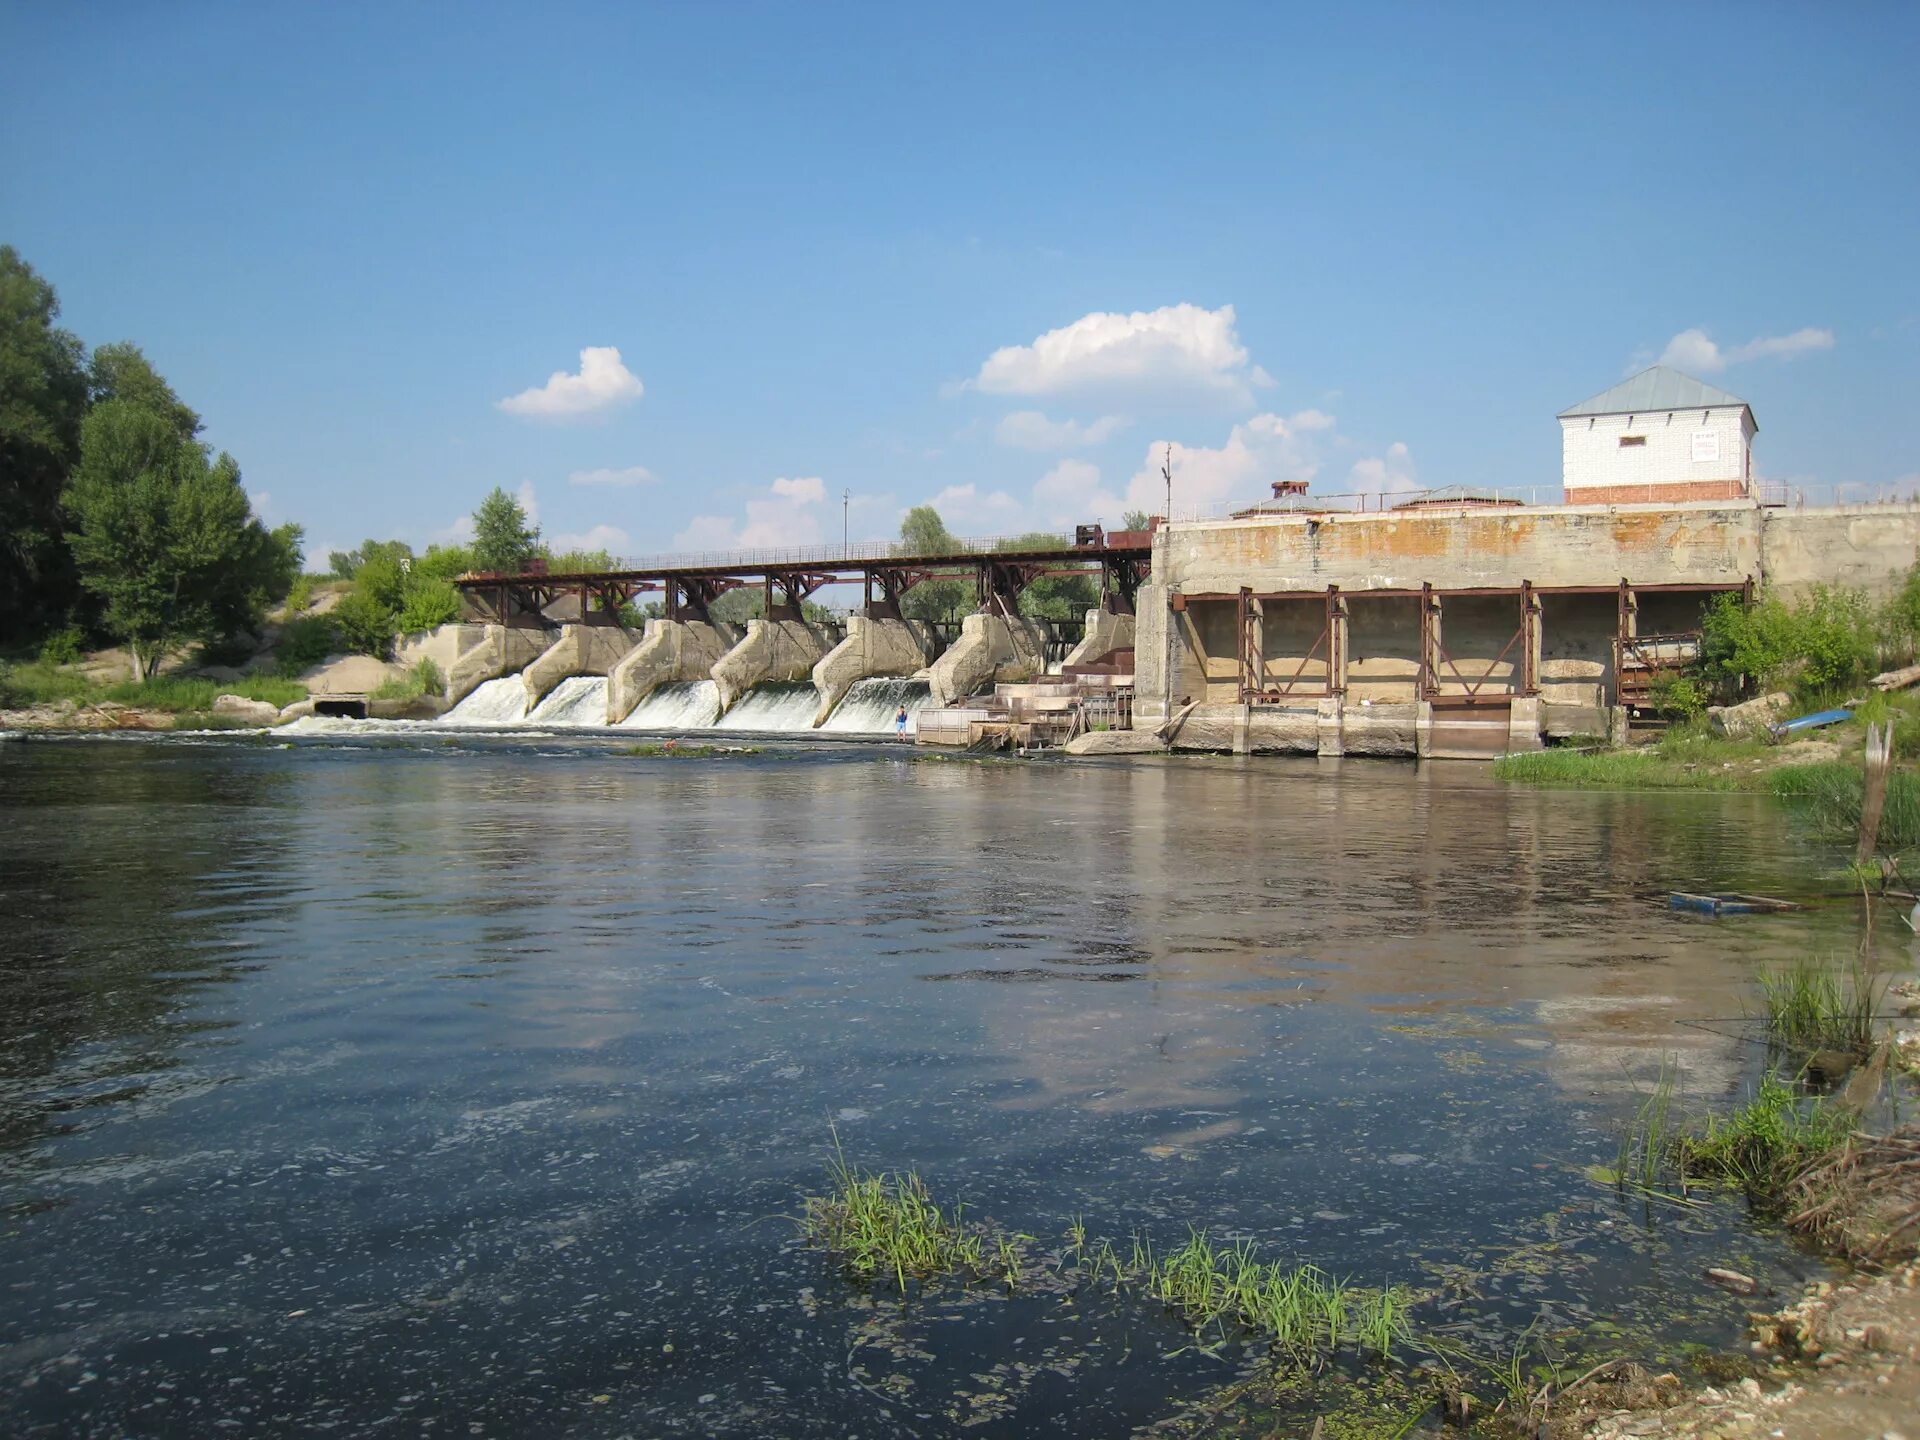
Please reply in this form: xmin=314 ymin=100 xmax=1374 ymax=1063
xmin=0 ymin=737 xmax=1901 ymax=1438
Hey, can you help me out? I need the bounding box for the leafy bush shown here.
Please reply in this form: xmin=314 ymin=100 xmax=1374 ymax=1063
xmin=370 ymin=658 xmax=446 ymax=702
xmin=0 ymin=660 xmax=96 ymax=708
xmin=396 ymin=578 xmax=461 ymax=635
xmin=331 ymin=589 xmax=398 ymax=658
xmin=38 ymin=625 xmax=88 ymax=665
xmin=1796 ymin=586 xmax=1877 ymax=699
xmin=284 ymin=574 xmax=316 ymax=615
xmin=1647 ymin=671 xmax=1706 ymax=720
xmin=1701 ymin=585 xmax=1878 ymax=704
xmin=1882 ymin=563 xmax=1920 ymax=664
xmin=274 ymin=615 xmax=339 ymax=675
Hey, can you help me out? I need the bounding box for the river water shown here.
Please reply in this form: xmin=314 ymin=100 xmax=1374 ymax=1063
xmin=0 ymin=734 xmax=1903 ymax=1437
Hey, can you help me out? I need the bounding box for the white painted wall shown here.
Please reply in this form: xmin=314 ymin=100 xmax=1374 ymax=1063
xmin=1561 ymin=407 xmax=1753 ymax=494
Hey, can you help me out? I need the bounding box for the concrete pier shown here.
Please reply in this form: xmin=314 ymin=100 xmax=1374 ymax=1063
xmin=928 ymin=612 xmax=1047 ymax=707
xmin=519 ymin=624 xmax=638 ymax=708
xmin=810 ymin=617 xmax=931 ymax=726
xmin=1061 ymin=607 xmax=1135 ymax=669
xmin=607 ymin=619 xmax=735 ymax=724
xmin=712 ymin=619 xmax=834 ymax=716
xmin=418 ymin=623 xmax=551 ymax=706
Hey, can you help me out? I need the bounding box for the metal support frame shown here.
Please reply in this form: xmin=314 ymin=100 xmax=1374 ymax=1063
xmin=760 ymin=568 xmax=835 ymax=621
xmin=665 ymin=575 xmax=744 ymax=623
xmin=1240 ymin=584 xmax=1345 ymax=705
xmin=1419 ymin=582 xmax=1536 ymax=705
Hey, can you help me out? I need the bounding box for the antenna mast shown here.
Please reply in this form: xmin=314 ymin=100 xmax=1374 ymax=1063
xmin=1161 ymin=444 xmax=1173 ymax=521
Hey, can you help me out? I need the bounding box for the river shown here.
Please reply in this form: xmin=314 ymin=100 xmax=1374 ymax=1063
xmin=0 ymin=734 xmax=1899 ymax=1436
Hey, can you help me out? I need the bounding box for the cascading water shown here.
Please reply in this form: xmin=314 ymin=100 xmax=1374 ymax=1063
xmin=443 ymin=675 xmax=531 ymax=727
xmin=526 ymin=676 xmax=608 ymax=727
xmin=713 ymin=682 xmax=821 ymax=732
xmin=822 ymin=678 xmax=933 ymax=734
xmin=619 ymin=680 xmax=722 ymax=730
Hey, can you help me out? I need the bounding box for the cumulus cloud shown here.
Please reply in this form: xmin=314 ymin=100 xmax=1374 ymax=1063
xmin=1656 ymin=326 xmax=1835 ymax=374
xmin=673 ymin=476 xmax=826 ymax=551
xmin=1122 ymin=410 xmax=1337 ymax=515
xmin=549 ymin=523 xmax=632 ymax=555
xmin=568 ymin=465 xmax=655 ymax=487
xmin=926 ymin=482 xmax=1023 ymax=529
xmin=1031 ymin=459 xmax=1126 ymax=528
xmin=993 ymin=410 xmax=1131 ymax=451
xmin=1348 ymin=441 xmax=1418 ymax=496
xmin=498 ymin=346 xmax=645 ymax=420
xmin=516 ymin=480 xmax=540 ymax=525
xmin=966 ymin=303 xmax=1265 ymax=399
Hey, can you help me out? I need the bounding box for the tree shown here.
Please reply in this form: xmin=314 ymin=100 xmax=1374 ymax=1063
xmin=88 ymin=342 xmax=201 ymax=441
xmin=471 ymin=487 xmax=540 ymax=573
xmin=0 ymin=247 xmax=90 ymax=638
xmin=65 ymin=399 xmax=297 ymax=678
xmin=1122 ymin=509 xmax=1153 ymax=532
xmin=896 ymin=505 xmax=972 ymax=623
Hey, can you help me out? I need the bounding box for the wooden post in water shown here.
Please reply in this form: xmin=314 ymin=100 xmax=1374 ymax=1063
xmin=1857 ymin=720 xmax=1892 ymax=868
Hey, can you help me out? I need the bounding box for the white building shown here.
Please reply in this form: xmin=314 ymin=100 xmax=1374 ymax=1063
xmin=1558 ymin=365 xmax=1755 ymax=504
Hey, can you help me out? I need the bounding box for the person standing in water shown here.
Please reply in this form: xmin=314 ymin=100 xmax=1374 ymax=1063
xmin=894 ymin=705 xmax=910 ymax=741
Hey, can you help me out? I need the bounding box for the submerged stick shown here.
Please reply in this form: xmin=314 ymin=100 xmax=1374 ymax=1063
xmin=1857 ymin=721 xmax=1891 ymax=868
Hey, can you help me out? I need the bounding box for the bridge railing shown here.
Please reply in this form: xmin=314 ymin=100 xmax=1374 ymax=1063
xmin=609 ymin=531 xmax=1087 ymax=572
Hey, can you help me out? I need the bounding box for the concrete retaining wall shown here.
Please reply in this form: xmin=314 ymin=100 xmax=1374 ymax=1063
xmin=1062 ymin=608 xmax=1136 ymax=669
xmin=395 ymin=623 xmax=491 ymax=694
xmin=520 ymin=624 xmax=638 ymax=708
xmin=607 ymin=619 xmax=735 ymax=724
xmin=927 ymin=613 xmax=1047 ymax=706
xmin=811 ymin=617 xmax=931 ymax=725
xmin=1762 ymin=506 xmax=1920 ymax=600
xmin=712 ymin=619 xmax=834 ymax=715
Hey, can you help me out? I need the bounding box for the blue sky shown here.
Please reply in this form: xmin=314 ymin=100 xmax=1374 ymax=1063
xmin=4 ymin=2 xmax=1916 ymax=564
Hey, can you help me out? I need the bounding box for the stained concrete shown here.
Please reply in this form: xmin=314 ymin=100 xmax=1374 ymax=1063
xmin=927 ymin=613 xmax=1047 ymax=707
xmin=606 ymin=619 xmax=734 ymax=724
xmin=441 ymin=625 xmax=551 ymax=706
xmin=1062 ymin=608 xmax=1136 ymax=669
xmin=712 ymin=619 xmax=834 ymax=716
xmin=395 ymin=623 xmax=491 ymax=694
xmin=811 ymin=617 xmax=932 ymax=726
xmin=1062 ymin=729 xmax=1168 ymax=756
xmin=519 ymin=624 xmax=638 ymax=709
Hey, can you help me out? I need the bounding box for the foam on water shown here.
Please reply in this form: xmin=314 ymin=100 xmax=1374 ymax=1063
xmin=823 ymin=677 xmax=932 ymax=734
xmin=714 ymin=682 xmax=820 ymax=732
xmin=526 ymin=676 xmax=608 ymax=727
xmin=619 ymin=680 xmax=721 ymax=730
xmin=443 ymin=676 xmax=531 ymax=727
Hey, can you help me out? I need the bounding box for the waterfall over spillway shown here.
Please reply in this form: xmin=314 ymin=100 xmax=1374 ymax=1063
xmin=823 ymin=678 xmax=933 ymax=734
xmin=444 ymin=676 xmax=530 ymax=727
xmin=714 ymin=682 xmax=820 ymax=732
xmin=620 ymin=680 xmax=722 ymax=730
xmin=526 ymin=676 xmax=608 ymax=727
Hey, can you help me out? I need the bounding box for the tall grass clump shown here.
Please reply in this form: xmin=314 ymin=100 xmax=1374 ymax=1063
xmin=0 ymin=659 xmax=96 ymax=709
xmin=1769 ymin=761 xmax=1920 ymax=857
xmin=1758 ymin=957 xmax=1881 ymax=1054
xmin=1611 ymin=1060 xmax=1684 ymax=1194
xmin=100 ymin=674 xmax=308 ymax=712
xmin=1679 ymin=1073 xmax=1853 ymax=1192
xmin=1139 ymin=1229 xmax=1411 ymax=1361
xmin=799 ymin=1142 xmax=987 ymax=1290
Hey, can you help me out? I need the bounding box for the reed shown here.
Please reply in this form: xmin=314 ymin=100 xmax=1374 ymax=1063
xmin=799 ymin=1138 xmax=989 ymax=1289
xmin=1679 ymin=1072 xmax=1853 ymax=1193
xmin=1612 ymin=1059 xmax=1684 ymax=1193
xmin=1757 ymin=957 xmax=1881 ymax=1054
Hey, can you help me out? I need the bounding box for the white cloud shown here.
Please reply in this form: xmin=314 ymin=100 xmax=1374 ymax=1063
xmin=1348 ymin=441 xmax=1418 ymax=496
xmin=771 ymin=475 xmax=826 ymax=503
xmin=549 ymin=523 xmax=631 ymax=555
xmin=498 ymin=346 xmax=645 ymax=420
xmin=568 ymin=465 xmax=656 ymax=487
xmin=1122 ymin=410 xmax=1337 ymax=515
xmin=1031 ymin=459 xmax=1126 ymax=528
xmin=966 ymin=303 xmax=1264 ymax=399
xmin=516 ymin=480 xmax=540 ymax=526
xmin=993 ymin=410 xmax=1131 ymax=451
xmin=926 ymin=482 xmax=1023 ymax=529
xmin=1656 ymin=326 xmax=1835 ymax=374
xmin=673 ymin=476 xmax=827 ymax=551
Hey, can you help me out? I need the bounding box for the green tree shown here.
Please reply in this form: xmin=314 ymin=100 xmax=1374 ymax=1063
xmin=88 ymin=342 xmax=201 ymax=441
xmin=65 ymin=399 xmax=296 ymax=678
xmin=896 ymin=505 xmax=972 ymax=622
xmin=0 ymin=247 xmax=90 ymax=638
xmin=471 ymin=486 xmax=541 ymax=573
xmin=1121 ymin=509 xmax=1154 ymax=532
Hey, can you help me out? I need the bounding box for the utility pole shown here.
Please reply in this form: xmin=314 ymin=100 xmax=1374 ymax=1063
xmin=1162 ymin=444 xmax=1173 ymax=521
xmin=842 ymin=488 xmax=850 ymax=557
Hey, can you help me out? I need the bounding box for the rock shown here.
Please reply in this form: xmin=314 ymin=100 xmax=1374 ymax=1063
xmin=1708 ymin=691 xmax=1793 ymax=739
xmin=1063 ymin=729 xmax=1170 ymax=756
xmin=210 ymin=694 xmax=283 ymax=725
xmin=277 ymin=699 xmax=316 ymax=723
xmin=298 ymin=654 xmax=404 ymax=696
xmin=1706 ymin=1268 xmax=1762 ymax=1295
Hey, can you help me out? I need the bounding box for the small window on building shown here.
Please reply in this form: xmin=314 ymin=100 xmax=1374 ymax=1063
xmin=1619 ymin=435 xmax=1647 ymax=448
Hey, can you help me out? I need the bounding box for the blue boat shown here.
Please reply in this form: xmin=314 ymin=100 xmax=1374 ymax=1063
xmin=1769 ymin=707 xmax=1852 ymax=740
xmin=1670 ymin=892 xmax=1801 ymax=915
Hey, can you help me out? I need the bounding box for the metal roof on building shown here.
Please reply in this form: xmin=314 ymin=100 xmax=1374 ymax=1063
xmin=1558 ymin=365 xmax=1751 ymax=420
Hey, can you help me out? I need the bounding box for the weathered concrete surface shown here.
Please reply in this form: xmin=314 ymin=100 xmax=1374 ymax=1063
xmin=1543 ymin=702 xmax=1610 ymax=738
xmin=299 ymin=653 xmax=413 ymax=697
xmin=277 ymin=699 xmax=316 ymax=723
xmin=442 ymin=625 xmax=550 ymax=706
xmin=712 ymin=619 xmax=833 ymax=716
xmin=606 ymin=619 xmax=733 ymax=724
xmin=1710 ymin=691 xmax=1793 ymax=739
xmin=810 ymin=617 xmax=932 ymax=725
xmin=928 ymin=613 xmax=1047 ymax=707
xmin=1763 ymin=505 xmax=1920 ymax=600
xmin=1062 ymin=608 xmax=1136 ymax=670
xmin=1346 ymin=703 xmax=1419 ymax=757
xmin=1507 ymin=697 xmax=1545 ymax=751
xmin=520 ymin=624 xmax=637 ymax=709
xmin=369 ymin=694 xmax=449 ymax=720
xmin=394 ymin=623 xmax=490 ymax=692
xmin=1062 ymin=729 xmax=1168 ymax=756
xmin=212 ymin=694 xmax=281 ymax=725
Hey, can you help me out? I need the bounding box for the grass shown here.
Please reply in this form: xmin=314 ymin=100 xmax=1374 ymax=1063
xmin=0 ymin=659 xmax=97 ymax=708
xmin=1491 ymin=744 xmax=1755 ymax=791
xmin=100 ymin=675 xmax=308 ymax=712
xmin=1769 ymin=760 xmax=1920 ymax=855
xmin=1611 ymin=1059 xmax=1685 ymax=1195
xmin=371 ymin=658 xmax=446 ymax=703
xmin=1757 ymin=957 xmax=1882 ymax=1054
xmin=798 ymin=1140 xmax=989 ymax=1289
xmin=618 ymin=742 xmax=758 ymax=757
